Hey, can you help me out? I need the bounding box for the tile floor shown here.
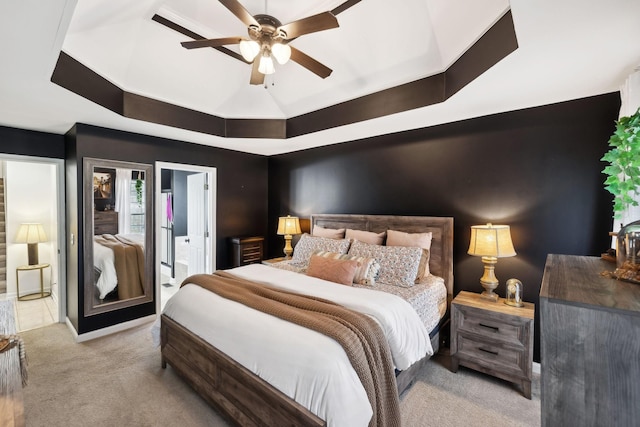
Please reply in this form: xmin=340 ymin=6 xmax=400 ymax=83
xmin=4 ymin=296 xmax=58 ymax=332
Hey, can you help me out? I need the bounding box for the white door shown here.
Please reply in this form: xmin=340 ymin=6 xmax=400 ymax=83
xmin=187 ymin=173 xmax=207 ymax=275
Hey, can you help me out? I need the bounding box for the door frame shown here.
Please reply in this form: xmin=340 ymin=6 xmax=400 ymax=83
xmin=155 ymin=162 xmax=217 ymax=314
xmin=0 ymin=153 xmax=66 ymax=322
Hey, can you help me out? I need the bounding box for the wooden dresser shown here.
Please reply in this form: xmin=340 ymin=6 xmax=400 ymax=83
xmin=540 ymin=254 xmax=640 ymax=427
xmin=450 ymin=291 xmax=534 ymax=398
xmin=230 ymin=236 xmax=264 ymax=267
xmin=94 ymin=210 xmax=118 ymax=235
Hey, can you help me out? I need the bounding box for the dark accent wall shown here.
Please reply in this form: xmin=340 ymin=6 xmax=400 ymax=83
xmin=268 ymin=92 xmax=621 ymax=361
xmin=66 ymin=123 xmax=268 ymax=334
xmin=0 ymin=125 xmax=65 ymax=158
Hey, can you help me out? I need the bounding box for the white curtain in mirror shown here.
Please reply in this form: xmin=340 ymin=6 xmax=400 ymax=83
xmin=115 ymin=168 xmax=131 ymax=234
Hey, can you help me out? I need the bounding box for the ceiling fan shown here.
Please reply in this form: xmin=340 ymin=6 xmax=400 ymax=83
xmin=180 ymin=0 xmax=360 ymax=85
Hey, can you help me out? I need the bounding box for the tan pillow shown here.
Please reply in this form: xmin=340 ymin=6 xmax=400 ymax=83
xmin=345 ymin=229 xmax=386 ymax=245
xmin=386 ymin=230 xmax=433 ymax=281
xmin=306 ymin=254 xmax=360 ymax=286
xmin=312 ymin=225 xmax=346 ymax=239
xmin=313 ymin=250 xmax=381 ymax=286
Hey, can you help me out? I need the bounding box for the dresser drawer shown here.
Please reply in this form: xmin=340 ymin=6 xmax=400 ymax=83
xmin=455 ymin=304 xmax=527 ymax=347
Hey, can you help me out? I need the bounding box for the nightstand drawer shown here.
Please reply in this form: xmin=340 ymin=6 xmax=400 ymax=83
xmin=456 ymin=305 xmax=527 ymax=347
xmin=456 ymin=334 xmax=528 ymax=377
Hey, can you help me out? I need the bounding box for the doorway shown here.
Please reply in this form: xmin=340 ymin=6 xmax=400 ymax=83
xmin=155 ymin=162 xmax=216 ymax=312
xmin=0 ymin=154 xmax=66 ymax=331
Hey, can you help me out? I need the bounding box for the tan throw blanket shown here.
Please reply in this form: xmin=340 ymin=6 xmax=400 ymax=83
xmin=94 ymin=234 xmax=145 ymax=299
xmin=183 ymin=271 xmax=401 ymax=427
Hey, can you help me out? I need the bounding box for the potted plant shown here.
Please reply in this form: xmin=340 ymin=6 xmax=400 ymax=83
xmin=601 ymin=107 xmax=640 ymax=280
xmin=601 ymin=107 xmax=640 ymax=218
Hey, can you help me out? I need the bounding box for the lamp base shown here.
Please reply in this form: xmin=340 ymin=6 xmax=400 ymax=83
xmin=479 ymin=256 xmax=499 ymax=302
xmin=282 ymin=235 xmax=293 ymax=259
xmin=480 ymin=290 xmax=499 ymax=302
xmin=27 ymin=243 xmax=39 ymax=266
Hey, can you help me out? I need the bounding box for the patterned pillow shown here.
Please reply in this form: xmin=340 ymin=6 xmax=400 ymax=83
xmin=348 ymin=240 xmax=423 ymax=288
xmin=313 ymin=250 xmax=381 ymax=286
xmin=306 ymin=254 xmax=360 ymax=285
xmin=290 ymin=234 xmax=351 ymax=266
xmin=386 ymin=230 xmax=433 ymax=280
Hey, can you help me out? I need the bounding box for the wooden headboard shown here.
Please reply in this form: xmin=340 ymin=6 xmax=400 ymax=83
xmin=310 ymin=214 xmax=454 ymax=296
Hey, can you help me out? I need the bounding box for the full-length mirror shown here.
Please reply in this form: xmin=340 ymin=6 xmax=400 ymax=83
xmin=83 ymin=158 xmax=154 ymax=316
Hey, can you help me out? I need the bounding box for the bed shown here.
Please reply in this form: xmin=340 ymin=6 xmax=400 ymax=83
xmin=93 ymin=233 xmax=145 ymax=300
xmin=160 ymin=214 xmax=453 ymax=426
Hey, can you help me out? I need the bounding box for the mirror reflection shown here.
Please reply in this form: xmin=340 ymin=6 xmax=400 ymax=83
xmin=84 ymin=158 xmax=153 ymax=316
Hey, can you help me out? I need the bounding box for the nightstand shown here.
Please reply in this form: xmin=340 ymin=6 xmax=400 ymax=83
xmin=230 ymin=236 xmax=264 ymax=267
xmin=450 ymin=290 xmax=534 ymax=399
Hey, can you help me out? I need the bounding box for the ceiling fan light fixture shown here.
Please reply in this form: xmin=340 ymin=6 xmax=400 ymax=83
xmin=258 ymin=54 xmax=275 ymax=75
xmin=271 ymin=43 xmax=291 ymax=65
xmin=239 ymin=39 xmax=260 ymax=62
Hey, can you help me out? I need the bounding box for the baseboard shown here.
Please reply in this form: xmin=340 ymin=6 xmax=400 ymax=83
xmin=66 ymin=315 xmax=156 ymax=343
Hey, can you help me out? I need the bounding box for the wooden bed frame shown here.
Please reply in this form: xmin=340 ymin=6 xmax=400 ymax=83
xmin=161 ymin=214 xmax=454 ymax=426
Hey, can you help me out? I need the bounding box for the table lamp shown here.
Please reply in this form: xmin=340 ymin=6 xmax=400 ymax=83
xmin=468 ymin=223 xmax=516 ymax=301
xmin=277 ymin=215 xmax=301 ymax=259
xmin=15 ymin=223 xmax=48 ymax=265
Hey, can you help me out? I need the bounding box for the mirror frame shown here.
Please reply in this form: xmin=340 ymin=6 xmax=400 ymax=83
xmin=83 ymin=158 xmax=154 ymax=316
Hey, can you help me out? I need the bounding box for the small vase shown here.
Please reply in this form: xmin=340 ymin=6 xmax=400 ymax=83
xmin=615 ymin=220 xmax=640 ymax=283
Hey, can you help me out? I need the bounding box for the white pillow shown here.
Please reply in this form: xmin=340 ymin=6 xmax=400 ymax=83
xmin=348 ymin=240 xmax=423 ymax=288
xmin=345 ymin=229 xmax=386 ymax=245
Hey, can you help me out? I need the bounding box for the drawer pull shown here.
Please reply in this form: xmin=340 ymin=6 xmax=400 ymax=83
xmin=478 ymin=347 xmax=499 ymax=356
xmin=479 ymin=323 xmax=499 ymax=332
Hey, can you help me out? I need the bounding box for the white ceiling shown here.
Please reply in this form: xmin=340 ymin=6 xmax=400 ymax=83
xmin=1 ymin=0 xmax=639 ymax=156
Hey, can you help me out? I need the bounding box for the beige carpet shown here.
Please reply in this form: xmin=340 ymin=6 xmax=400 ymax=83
xmin=20 ymin=322 xmax=540 ymax=426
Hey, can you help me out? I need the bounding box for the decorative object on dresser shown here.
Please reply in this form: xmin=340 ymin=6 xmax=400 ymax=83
xmin=612 ymin=219 xmax=640 ymax=283
xmin=540 ymin=254 xmax=640 ymax=427
xmin=93 ymin=210 xmax=118 ymax=235
xmin=467 ymin=223 xmax=516 ymax=301
xmin=450 ymin=290 xmax=534 ymax=399
xmin=504 ymin=278 xmax=524 ymax=307
xmin=276 ymin=215 xmax=301 ymax=259
xmin=14 ymin=223 xmax=47 ymax=265
xmin=231 ymin=236 xmax=264 ymax=267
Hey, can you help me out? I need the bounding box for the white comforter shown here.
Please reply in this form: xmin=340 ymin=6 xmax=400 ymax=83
xmin=93 ymin=240 xmax=117 ymax=299
xmin=159 ymin=263 xmax=433 ymax=426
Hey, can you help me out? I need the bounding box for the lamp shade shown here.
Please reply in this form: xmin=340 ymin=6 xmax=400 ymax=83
xmin=15 ymin=223 xmax=47 ymax=244
xmin=258 ymin=54 xmax=275 ymax=75
xmin=468 ymin=223 xmax=516 ymax=258
xmin=239 ymin=39 xmax=260 ymax=62
xmin=271 ymin=43 xmax=291 ymax=65
xmin=277 ymin=216 xmax=301 ymax=235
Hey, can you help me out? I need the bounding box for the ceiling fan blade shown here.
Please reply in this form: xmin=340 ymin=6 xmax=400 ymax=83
xmin=278 ymin=12 xmax=338 ymax=39
xmin=331 ymin=0 xmax=362 ymax=16
xmin=289 ymin=46 xmax=332 ymax=79
xmin=219 ymin=0 xmax=260 ymax=28
xmin=250 ymin=59 xmax=265 ymax=85
xmin=181 ymin=37 xmax=242 ymax=49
